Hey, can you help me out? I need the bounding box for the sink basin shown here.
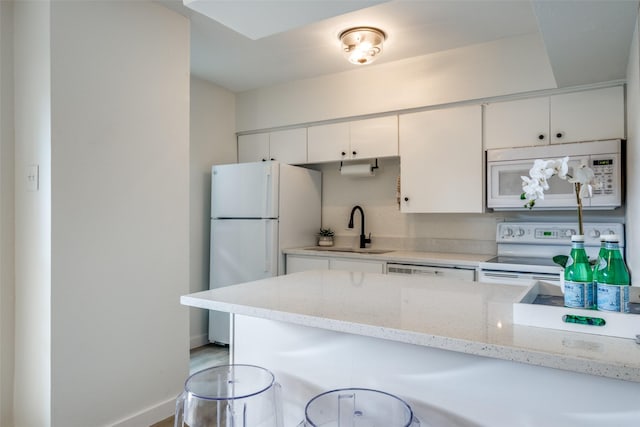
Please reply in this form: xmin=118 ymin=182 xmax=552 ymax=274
xmin=305 ymin=247 xmax=393 ymax=255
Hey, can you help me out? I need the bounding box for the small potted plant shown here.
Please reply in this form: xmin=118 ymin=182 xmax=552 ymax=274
xmin=317 ymin=228 xmax=335 ymax=247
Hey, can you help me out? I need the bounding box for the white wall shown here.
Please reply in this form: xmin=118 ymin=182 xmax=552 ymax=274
xmin=626 ymin=15 xmax=639 ymax=278
xmin=236 ymin=33 xmax=556 ymax=131
xmin=48 ymin=2 xmax=190 ymax=425
xmin=10 ymin=2 xmax=191 ymax=426
xmin=13 ymin=1 xmax=52 ymax=425
xmin=316 ymin=159 xmax=498 ymax=253
xmin=189 ymin=76 xmax=236 ymax=348
xmin=0 ymin=1 xmax=15 ymax=426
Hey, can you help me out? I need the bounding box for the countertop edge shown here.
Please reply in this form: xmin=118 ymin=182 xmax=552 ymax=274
xmin=283 ymin=248 xmax=492 ymax=268
xmin=180 ymin=294 xmax=640 ymax=383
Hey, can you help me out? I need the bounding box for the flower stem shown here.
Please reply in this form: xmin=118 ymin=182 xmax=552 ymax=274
xmin=575 ymin=183 xmax=584 ymax=235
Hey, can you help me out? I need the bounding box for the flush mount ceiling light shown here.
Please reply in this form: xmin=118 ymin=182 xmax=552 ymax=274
xmin=339 ymin=27 xmax=386 ymax=65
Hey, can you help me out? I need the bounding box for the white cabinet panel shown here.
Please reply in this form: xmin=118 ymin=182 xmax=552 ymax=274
xmin=286 ymin=254 xmax=384 ymax=274
xmin=307 ymin=122 xmax=350 ymax=163
xmin=399 ymin=105 xmax=483 ymax=213
xmin=349 ymin=116 xmax=398 ymax=160
xmin=269 ymin=128 xmax=307 ymax=164
xmin=330 ymin=258 xmax=385 ymax=274
xmin=550 ymin=86 xmax=624 ymax=144
xmin=307 ymin=116 xmax=398 ymax=163
xmin=485 ymin=86 xmax=625 ymax=149
xmin=238 ymin=133 xmax=270 ymax=163
xmin=484 ymin=97 xmax=549 ymax=149
xmin=286 ymin=255 xmax=330 ymax=273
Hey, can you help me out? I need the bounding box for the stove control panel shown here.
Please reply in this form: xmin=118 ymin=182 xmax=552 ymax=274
xmin=497 ymin=222 xmax=624 ymax=246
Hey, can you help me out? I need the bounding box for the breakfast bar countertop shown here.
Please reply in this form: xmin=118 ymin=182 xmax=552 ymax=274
xmin=181 ymin=270 xmax=640 ymax=382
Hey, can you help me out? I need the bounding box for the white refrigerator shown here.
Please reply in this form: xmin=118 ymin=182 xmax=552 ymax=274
xmin=209 ymin=161 xmax=322 ymax=344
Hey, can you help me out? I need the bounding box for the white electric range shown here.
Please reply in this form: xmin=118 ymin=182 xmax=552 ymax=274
xmin=478 ymin=222 xmax=625 ymax=286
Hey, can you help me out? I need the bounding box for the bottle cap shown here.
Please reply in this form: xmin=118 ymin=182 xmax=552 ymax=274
xmin=571 ymin=234 xmax=585 ymax=242
xmin=602 ymin=234 xmax=620 ymax=242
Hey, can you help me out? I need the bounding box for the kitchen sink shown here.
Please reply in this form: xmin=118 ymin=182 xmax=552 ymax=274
xmin=304 ymin=247 xmax=393 ymax=255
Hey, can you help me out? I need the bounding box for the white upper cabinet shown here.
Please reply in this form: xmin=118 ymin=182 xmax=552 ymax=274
xmin=484 ymin=86 xmax=625 ymax=149
xmin=307 ymin=122 xmax=350 ymax=163
xmin=238 ymin=133 xmax=270 ymax=163
xmin=484 ymin=97 xmax=549 ymax=149
xmin=399 ymin=105 xmax=483 ymax=213
xmin=549 ymin=86 xmax=624 ymax=144
xmin=307 ymin=116 xmax=398 ymax=163
xmin=269 ymin=128 xmax=307 ymax=164
xmin=238 ymin=128 xmax=307 ymax=164
xmin=349 ymin=116 xmax=398 ymax=160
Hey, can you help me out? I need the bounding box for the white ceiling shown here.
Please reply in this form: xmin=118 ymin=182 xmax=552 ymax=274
xmin=159 ymin=0 xmax=639 ymax=93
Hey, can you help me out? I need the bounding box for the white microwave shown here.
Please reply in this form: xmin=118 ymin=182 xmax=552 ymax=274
xmin=486 ymin=140 xmax=622 ymax=210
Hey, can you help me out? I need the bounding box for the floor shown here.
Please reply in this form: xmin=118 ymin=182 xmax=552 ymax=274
xmin=151 ymin=343 xmax=229 ymax=427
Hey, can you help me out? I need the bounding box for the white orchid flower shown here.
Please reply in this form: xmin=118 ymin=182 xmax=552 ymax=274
xmin=569 ymin=163 xmax=597 ymax=199
xmin=529 ymin=159 xmax=555 ymax=181
xmin=552 ymin=156 xmax=569 ymax=179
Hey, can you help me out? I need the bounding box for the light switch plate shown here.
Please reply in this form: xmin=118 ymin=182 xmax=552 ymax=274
xmin=26 ymin=164 xmax=39 ymax=192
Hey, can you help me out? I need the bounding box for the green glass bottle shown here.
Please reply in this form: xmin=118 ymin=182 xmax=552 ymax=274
xmin=564 ymin=235 xmax=594 ymax=309
xmin=595 ymin=235 xmax=630 ymax=312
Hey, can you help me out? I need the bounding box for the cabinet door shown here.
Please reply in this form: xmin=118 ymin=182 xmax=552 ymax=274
xmin=238 ymin=133 xmax=270 ymax=163
xmin=307 ymin=122 xmax=350 ymax=163
xmin=286 ymin=255 xmax=329 ymax=274
xmin=329 ymin=258 xmax=385 ymax=274
xmin=484 ymin=97 xmax=549 ymax=149
xmin=550 ymin=86 xmax=624 ymax=144
xmin=270 ymin=128 xmax=307 ymax=164
xmin=399 ymin=105 xmax=483 ymax=213
xmin=349 ymin=116 xmax=398 ymax=160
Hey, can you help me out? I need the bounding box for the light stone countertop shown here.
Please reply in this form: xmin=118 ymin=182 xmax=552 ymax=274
xmin=181 ymin=270 xmax=640 ymax=382
xmin=283 ymin=247 xmax=492 ymax=267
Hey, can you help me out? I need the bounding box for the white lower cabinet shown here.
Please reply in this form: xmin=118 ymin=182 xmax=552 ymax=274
xmin=286 ymin=255 xmax=330 ymax=273
xmin=329 ymin=258 xmax=385 ymax=274
xmin=286 ymin=255 xmax=385 ymax=274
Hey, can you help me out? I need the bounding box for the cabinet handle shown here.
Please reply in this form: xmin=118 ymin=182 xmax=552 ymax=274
xmin=556 ymin=132 xmax=563 ymax=139
xmin=270 ymin=158 xmax=275 ymax=161
xmin=262 ymin=158 xmax=267 ymax=162
xmin=341 ymin=151 xmax=346 ymax=156
xmin=538 ymin=134 xmax=545 ymax=140
xmin=352 ymin=151 xmax=357 ymax=156
xmin=404 ymin=197 xmax=409 ymax=202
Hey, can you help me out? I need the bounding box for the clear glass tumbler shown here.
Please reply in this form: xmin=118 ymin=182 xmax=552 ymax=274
xmin=300 ymin=387 xmax=420 ymax=426
xmin=174 ymin=364 xmax=283 ymax=427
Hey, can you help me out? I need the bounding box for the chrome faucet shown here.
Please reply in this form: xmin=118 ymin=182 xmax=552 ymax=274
xmin=348 ymin=205 xmax=371 ymax=249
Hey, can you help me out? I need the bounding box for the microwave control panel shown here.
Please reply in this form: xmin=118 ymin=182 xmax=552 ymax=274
xmin=591 ymin=157 xmax=616 ymax=195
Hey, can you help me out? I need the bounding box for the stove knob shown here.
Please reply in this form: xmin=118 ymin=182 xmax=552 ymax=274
xmin=502 ymin=228 xmax=514 ymax=238
xmin=516 ymin=228 xmax=525 ymax=237
xmin=590 ymin=229 xmax=601 ymax=238
xmin=564 ymin=229 xmax=576 ymax=237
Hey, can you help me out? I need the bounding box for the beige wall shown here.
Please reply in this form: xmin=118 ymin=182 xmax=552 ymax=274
xmin=11 ymin=1 xmax=190 ymax=426
xmin=189 ymin=77 xmax=236 ymax=348
xmin=626 ymin=16 xmax=639 ymax=278
xmin=236 ymin=33 xmax=556 ymax=131
xmin=49 ymin=2 xmax=190 ymax=425
xmin=13 ymin=1 xmax=52 ymax=425
xmin=0 ymin=1 xmax=15 ymax=426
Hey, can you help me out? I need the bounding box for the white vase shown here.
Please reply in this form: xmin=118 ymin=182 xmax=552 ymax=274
xmin=318 ymin=236 xmax=334 ymax=247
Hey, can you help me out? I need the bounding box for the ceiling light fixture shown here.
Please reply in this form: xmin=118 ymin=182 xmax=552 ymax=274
xmin=339 ymin=27 xmax=386 ymax=65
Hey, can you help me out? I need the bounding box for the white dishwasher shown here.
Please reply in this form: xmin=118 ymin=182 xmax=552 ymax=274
xmin=386 ymin=263 xmax=476 ymax=281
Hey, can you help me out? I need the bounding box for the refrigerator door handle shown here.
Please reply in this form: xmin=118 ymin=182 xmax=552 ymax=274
xmin=263 ymin=167 xmax=271 ymax=218
xmin=264 ymin=221 xmax=271 ymax=273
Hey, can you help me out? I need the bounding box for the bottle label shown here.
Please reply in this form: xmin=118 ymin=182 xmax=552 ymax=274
xmin=596 ymin=283 xmax=630 ymax=312
xmin=564 ymin=281 xmax=595 ymax=309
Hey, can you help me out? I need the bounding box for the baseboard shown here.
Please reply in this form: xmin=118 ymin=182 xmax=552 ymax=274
xmin=110 ymin=396 xmax=176 ymax=427
xmin=190 ymin=333 xmax=209 ymax=349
